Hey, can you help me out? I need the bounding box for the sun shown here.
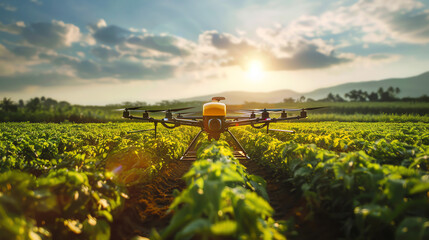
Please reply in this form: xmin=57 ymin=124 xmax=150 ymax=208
xmin=246 ymin=60 xmax=264 ymax=81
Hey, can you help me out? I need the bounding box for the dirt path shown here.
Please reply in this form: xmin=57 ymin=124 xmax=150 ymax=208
xmin=111 ymin=160 xmax=193 ymax=239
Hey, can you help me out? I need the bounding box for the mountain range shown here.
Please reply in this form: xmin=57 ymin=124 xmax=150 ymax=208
xmin=181 ymin=71 xmax=429 ymax=104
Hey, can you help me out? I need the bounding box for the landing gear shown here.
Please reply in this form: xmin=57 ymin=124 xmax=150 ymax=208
xmin=180 ymin=130 xmax=249 ymax=160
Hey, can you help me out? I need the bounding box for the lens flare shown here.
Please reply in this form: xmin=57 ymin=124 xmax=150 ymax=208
xmin=246 ymin=60 xmax=264 ymax=81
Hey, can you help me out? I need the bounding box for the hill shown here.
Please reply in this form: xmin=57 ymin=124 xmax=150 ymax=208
xmin=180 ymin=71 xmax=429 ymax=104
xmin=304 ymin=71 xmax=429 ymax=100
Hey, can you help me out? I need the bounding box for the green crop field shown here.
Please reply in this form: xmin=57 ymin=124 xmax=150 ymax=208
xmin=0 ymin=120 xmax=428 ymax=239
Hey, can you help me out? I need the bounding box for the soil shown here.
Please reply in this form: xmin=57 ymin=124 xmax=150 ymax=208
xmin=110 ymin=160 xmax=193 ymax=239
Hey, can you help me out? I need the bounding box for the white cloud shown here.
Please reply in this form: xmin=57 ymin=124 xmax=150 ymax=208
xmin=0 ymin=20 xmax=81 ymax=48
xmin=288 ymin=0 xmax=429 ymax=44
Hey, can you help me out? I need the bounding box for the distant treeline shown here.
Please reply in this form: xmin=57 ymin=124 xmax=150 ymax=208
xmin=0 ymin=97 xmax=108 ymax=123
xmin=0 ymin=97 xmax=204 ymax=123
xmin=1 ymin=87 xmax=429 ymax=123
xmin=283 ymin=86 xmax=429 ymax=103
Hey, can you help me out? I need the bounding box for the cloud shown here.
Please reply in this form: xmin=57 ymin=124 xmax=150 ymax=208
xmin=284 ymin=0 xmax=429 ymax=44
xmin=89 ymin=19 xmax=195 ymax=58
xmin=127 ymin=34 xmax=194 ymax=56
xmin=0 ymin=43 xmax=41 ymax=75
xmin=0 ymin=72 xmax=76 ymax=91
xmin=91 ymin=45 xmax=120 ymax=60
xmin=199 ymin=31 xmax=351 ymax=70
xmin=92 ymin=25 xmax=131 ymax=45
xmin=384 ymin=10 xmax=429 ymax=44
xmin=267 ymin=44 xmax=351 ymax=70
xmin=21 ymin=20 xmax=81 ymax=48
xmin=0 ymin=20 xmax=81 ymax=48
xmin=0 ymin=21 xmax=25 ymax=34
xmin=11 ymin=46 xmax=39 ymax=58
xmin=39 ymin=52 xmax=176 ymax=80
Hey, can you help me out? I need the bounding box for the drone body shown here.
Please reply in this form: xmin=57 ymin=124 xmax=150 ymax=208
xmin=119 ymin=96 xmax=325 ymax=140
xmin=202 ymin=97 xmax=227 ymax=140
xmin=119 ymin=97 xmax=325 ymax=159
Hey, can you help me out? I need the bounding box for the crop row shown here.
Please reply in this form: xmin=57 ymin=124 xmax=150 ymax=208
xmin=269 ymin=122 xmax=428 ymax=145
xmin=154 ymin=140 xmax=285 ymax=239
xmin=231 ymin=127 xmax=429 ymax=239
xmin=0 ymin=123 xmax=198 ymax=239
xmin=250 ymin=122 xmax=429 ymax=170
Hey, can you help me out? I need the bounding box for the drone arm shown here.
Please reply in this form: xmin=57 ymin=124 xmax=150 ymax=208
xmin=267 ymin=116 xmax=302 ymax=123
xmin=174 ymin=118 xmax=203 ymax=127
xmin=227 ymin=115 xmax=304 ymax=128
xmin=127 ymin=115 xmax=152 ymax=121
xmin=226 ymin=118 xmax=259 ymax=127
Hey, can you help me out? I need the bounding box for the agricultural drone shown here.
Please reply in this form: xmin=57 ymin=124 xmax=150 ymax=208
xmin=118 ymin=97 xmax=325 ymax=159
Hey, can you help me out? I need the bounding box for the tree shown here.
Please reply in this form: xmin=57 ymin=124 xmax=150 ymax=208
xmin=335 ymin=94 xmax=345 ymax=102
xmin=26 ymin=97 xmax=41 ymax=112
xmin=283 ymin=97 xmax=295 ymax=103
xmin=0 ymin=98 xmax=18 ymax=112
xmin=327 ymin=93 xmax=336 ymax=102
xmin=367 ymin=92 xmax=379 ymax=101
xmin=345 ymin=90 xmax=359 ymax=101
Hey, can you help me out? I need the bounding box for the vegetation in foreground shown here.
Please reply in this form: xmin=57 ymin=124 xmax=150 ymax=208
xmin=0 ymin=120 xmax=428 ymax=239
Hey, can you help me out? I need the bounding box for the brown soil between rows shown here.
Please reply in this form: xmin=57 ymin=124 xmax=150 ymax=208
xmin=111 ymin=160 xmax=193 ymax=239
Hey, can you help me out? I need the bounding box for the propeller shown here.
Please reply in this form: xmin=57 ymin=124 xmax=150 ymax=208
xmin=276 ymin=107 xmax=327 ymax=111
xmin=240 ymin=107 xmax=326 ymax=112
xmin=239 ymin=108 xmax=283 ymax=113
xmin=176 ymin=111 xmax=202 ymax=115
xmin=176 ymin=111 xmax=203 ymax=119
xmin=162 ymin=107 xmax=195 ymax=112
xmin=114 ymin=107 xmax=162 ymax=112
xmin=115 ymin=106 xmax=194 ymax=112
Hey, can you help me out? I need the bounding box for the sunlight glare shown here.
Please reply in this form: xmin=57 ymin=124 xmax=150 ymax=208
xmin=246 ymin=60 xmax=264 ymax=81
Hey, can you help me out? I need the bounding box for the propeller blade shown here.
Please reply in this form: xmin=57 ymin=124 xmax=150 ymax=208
xmin=165 ymin=107 xmax=194 ymax=112
xmin=278 ymin=108 xmax=301 ymax=111
xmin=123 ymin=107 xmax=195 ymax=113
xmin=127 ymin=129 xmax=155 ymax=134
xmin=114 ymin=107 xmax=160 ymax=112
xmin=177 ymin=111 xmax=202 ymax=115
xmin=302 ymin=107 xmax=327 ymax=110
xmin=263 ymin=109 xmax=284 ymax=112
xmin=126 ymin=106 xmax=146 ymax=110
xmin=269 ymin=129 xmax=295 ymax=133
xmin=271 ymin=107 xmax=328 ymax=112
xmin=132 ymin=109 xmax=164 ymax=113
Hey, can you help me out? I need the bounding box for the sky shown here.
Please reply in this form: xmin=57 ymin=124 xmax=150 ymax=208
xmin=0 ymin=0 xmax=429 ymax=105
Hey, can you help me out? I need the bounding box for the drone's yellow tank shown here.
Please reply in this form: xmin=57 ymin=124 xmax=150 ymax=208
xmin=203 ymin=102 xmax=226 ymax=116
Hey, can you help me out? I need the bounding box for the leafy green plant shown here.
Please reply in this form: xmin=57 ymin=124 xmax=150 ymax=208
xmin=159 ymin=141 xmax=285 ymax=240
